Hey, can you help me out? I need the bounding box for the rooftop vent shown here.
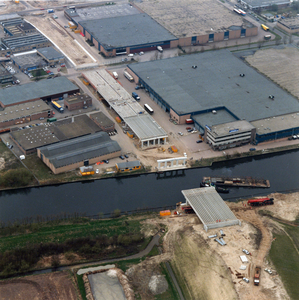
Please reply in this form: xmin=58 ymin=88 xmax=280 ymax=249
xmin=240 ymin=73 xmax=245 ymax=77
xmin=212 ymin=110 xmax=217 ymax=114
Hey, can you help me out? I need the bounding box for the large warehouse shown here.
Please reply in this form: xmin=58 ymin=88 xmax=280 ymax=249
xmin=128 ymin=50 xmax=299 ymax=147
xmin=66 ymin=1 xmax=257 ymax=57
xmin=0 ymin=77 xmax=79 ymax=108
xmin=78 ymin=14 xmax=177 ymax=57
xmin=37 ymin=132 xmax=121 ymax=174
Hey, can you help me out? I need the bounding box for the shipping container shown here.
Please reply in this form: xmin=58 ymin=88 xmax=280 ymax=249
xmin=160 ymin=210 xmax=171 ymax=217
xmin=47 ymin=117 xmax=57 ymax=122
xmin=82 ymin=79 xmax=89 ymax=85
xmin=74 ymin=29 xmax=81 ymax=33
xmin=115 ymin=116 xmax=121 ymax=123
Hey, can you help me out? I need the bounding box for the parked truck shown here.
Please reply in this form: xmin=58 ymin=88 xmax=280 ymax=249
xmin=254 ymin=266 xmax=261 ymax=286
xmin=47 ymin=9 xmax=54 ymax=13
xmin=51 ymin=101 xmax=64 ymax=113
xmin=132 ymin=92 xmax=140 ymax=101
xmin=124 ymin=71 xmax=133 ymax=82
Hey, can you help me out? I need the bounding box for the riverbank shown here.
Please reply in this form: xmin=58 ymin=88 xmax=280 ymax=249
xmin=1 ymin=138 xmax=299 ymax=191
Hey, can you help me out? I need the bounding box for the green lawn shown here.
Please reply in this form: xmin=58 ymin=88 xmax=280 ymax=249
xmin=269 ymin=224 xmax=299 ymax=300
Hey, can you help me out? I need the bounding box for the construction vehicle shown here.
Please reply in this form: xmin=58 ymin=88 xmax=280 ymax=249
xmin=254 ymin=266 xmax=261 ymax=286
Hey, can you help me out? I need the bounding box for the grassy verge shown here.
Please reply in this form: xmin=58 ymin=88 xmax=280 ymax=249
xmin=0 ymin=217 xmax=143 ymax=252
xmin=269 ymin=224 xmax=299 ymax=300
xmin=22 ymin=154 xmax=82 ymax=184
xmin=76 ymin=274 xmax=87 ymax=300
xmin=156 ymin=262 xmax=180 ymax=300
xmin=0 ymin=140 xmax=24 ymax=173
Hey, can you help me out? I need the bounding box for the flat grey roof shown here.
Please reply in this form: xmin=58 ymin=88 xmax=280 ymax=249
xmin=89 ymin=112 xmax=114 ymax=128
xmin=129 ymin=50 xmax=299 ymax=121
xmin=12 ymin=53 xmax=47 ymax=69
xmin=79 ymin=14 xmax=177 ymax=50
xmin=0 ymin=77 xmax=79 ymax=106
xmin=251 ymin=112 xmax=299 ymax=135
xmin=125 ymin=114 xmax=168 ymax=140
xmin=83 ymin=69 xmax=168 ymax=141
xmin=0 ymin=13 xmax=20 ymax=22
xmin=136 ymin=0 xmax=254 ymax=38
xmin=210 ymin=120 xmax=255 ymax=136
xmin=70 ymin=4 xmax=140 ymax=23
xmin=193 ymin=109 xmax=237 ymax=129
xmin=11 ymin=123 xmax=60 ymax=151
xmin=182 ymin=187 xmax=241 ymax=231
xmin=278 ymin=17 xmax=299 ymax=30
xmin=241 ymin=0 xmax=289 ymax=9
xmin=11 ymin=115 xmax=102 ymax=150
xmin=0 ymin=100 xmax=50 ymax=123
xmin=2 ymin=33 xmax=49 ymax=49
xmin=39 ymin=132 xmax=121 ymax=168
xmin=37 ymin=47 xmax=64 ymax=60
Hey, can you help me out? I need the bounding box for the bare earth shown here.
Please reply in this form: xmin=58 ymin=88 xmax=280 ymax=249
xmin=25 ymin=15 xmax=94 ymax=67
xmin=0 ymin=272 xmax=79 ymax=300
xmin=246 ymin=47 xmax=299 ymax=99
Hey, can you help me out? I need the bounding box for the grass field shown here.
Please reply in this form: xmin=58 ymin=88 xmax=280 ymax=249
xmin=269 ymin=223 xmax=299 ymax=300
xmin=0 ymin=217 xmax=143 ymax=253
xmin=0 ymin=141 xmax=24 ymax=173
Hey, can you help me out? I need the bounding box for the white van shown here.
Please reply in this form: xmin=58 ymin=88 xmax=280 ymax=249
xmin=157 ymin=46 xmax=163 ymax=52
xmin=112 ymin=71 xmax=118 ymax=79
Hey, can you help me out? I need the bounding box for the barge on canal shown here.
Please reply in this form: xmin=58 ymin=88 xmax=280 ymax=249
xmin=202 ymin=177 xmax=270 ymax=188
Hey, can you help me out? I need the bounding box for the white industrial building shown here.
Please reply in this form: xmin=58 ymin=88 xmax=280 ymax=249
xmin=181 ymin=187 xmax=241 ymax=231
xmin=82 ymin=69 xmax=168 ymax=148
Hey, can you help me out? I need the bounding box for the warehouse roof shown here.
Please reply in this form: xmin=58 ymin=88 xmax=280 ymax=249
xmin=209 ymin=120 xmax=255 ymax=136
xmin=70 ymin=4 xmax=140 ymax=23
xmin=83 ymin=69 xmax=168 ymax=141
xmin=0 ymin=77 xmax=79 ymax=106
xmin=12 ymin=53 xmax=47 ymax=69
xmin=0 ymin=100 xmax=50 ymax=123
xmin=39 ymin=132 xmax=121 ymax=168
xmin=125 ymin=114 xmax=167 ymax=140
xmin=89 ymin=112 xmax=114 ymax=128
xmin=278 ymin=17 xmax=299 ymax=30
xmin=37 ymin=47 xmax=64 ymax=61
xmin=129 ymin=50 xmax=299 ymax=122
xmin=0 ymin=13 xmax=20 ymax=22
xmin=182 ymin=187 xmax=241 ymax=231
xmin=241 ymin=0 xmax=289 ymax=9
xmin=192 ymin=109 xmax=238 ymax=130
xmin=2 ymin=33 xmax=49 ymax=49
xmin=79 ymin=14 xmax=177 ymax=50
xmin=251 ymin=112 xmax=299 ymax=135
xmin=136 ymin=0 xmax=255 ymax=37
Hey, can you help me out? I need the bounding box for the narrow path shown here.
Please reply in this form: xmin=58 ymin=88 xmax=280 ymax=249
xmin=31 ymin=234 xmax=161 ymax=276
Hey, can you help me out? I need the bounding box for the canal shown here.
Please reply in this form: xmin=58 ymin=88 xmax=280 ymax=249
xmin=0 ymin=150 xmax=298 ymax=224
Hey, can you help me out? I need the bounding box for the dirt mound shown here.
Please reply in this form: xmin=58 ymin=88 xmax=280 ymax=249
xmin=148 ymin=275 xmax=168 ymax=295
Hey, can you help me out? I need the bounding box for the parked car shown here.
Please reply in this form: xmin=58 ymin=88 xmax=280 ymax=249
xmin=243 ymin=249 xmax=250 ymax=255
xmin=135 ymin=85 xmax=140 ymax=90
xmin=119 ymin=155 xmax=125 ymax=160
xmin=249 ymin=148 xmax=256 ymax=151
xmin=243 ymin=277 xmax=249 ymax=283
xmin=102 ymin=160 xmax=109 ymax=164
xmin=124 ymin=154 xmax=129 ymax=158
xmin=187 ymin=129 xmax=193 ymax=132
xmin=196 ymin=140 xmax=202 ymax=143
xmin=139 ymin=51 xmax=144 ymax=55
xmin=178 ymin=132 xmax=184 ymax=136
xmin=8 ymin=145 xmax=13 ymax=149
xmin=128 ymin=53 xmax=134 ymax=57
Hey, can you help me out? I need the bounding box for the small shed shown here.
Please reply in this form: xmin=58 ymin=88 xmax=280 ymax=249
xmin=116 ymin=160 xmax=141 ymax=172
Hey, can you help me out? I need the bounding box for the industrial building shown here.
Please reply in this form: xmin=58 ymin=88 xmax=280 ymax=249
xmin=89 ymin=111 xmax=115 ymax=133
xmin=181 ymin=187 xmax=241 ymax=231
xmin=64 ymin=94 xmax=92 ymax=111
xmin=116 ymin=161 xmax=141 ymax=172
xmin=0 ymin=100 xmax=53 ymax=129
xmin=0 ymin=65 xmax=14 ymax=84
xmin=11 ymin=52 xmax=47 ymax=71
xmin=10 ymin=114 xmax=102 ymax=154
xmin=66 ymin=2 xmax=257 ymax=56
xmin=4 ymin=21 xmax=36 ymax=36
xmin=37 ymin=132 xmax=121 ymax=174
xmin=0 ymin=77 xmax=80 ymax=108
xmin=0 ymin=33 xmax=51 ymax=56
xmin=277 ymin=17 xmax=299 ymax=34
xmin=136 ymin=0 xmax=257 ymax=45
xmin=128 ymin=50 xmax=299 ymax=147
xmin=78 ymin=14 xmax=177 ymax=57
xmin=82 ymin=69 xmax=168 ymax=148
xmin=37 ymin=47 xmax=65 ymax=65
xmin=240 ymin=0 xmax=290 ymax=10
